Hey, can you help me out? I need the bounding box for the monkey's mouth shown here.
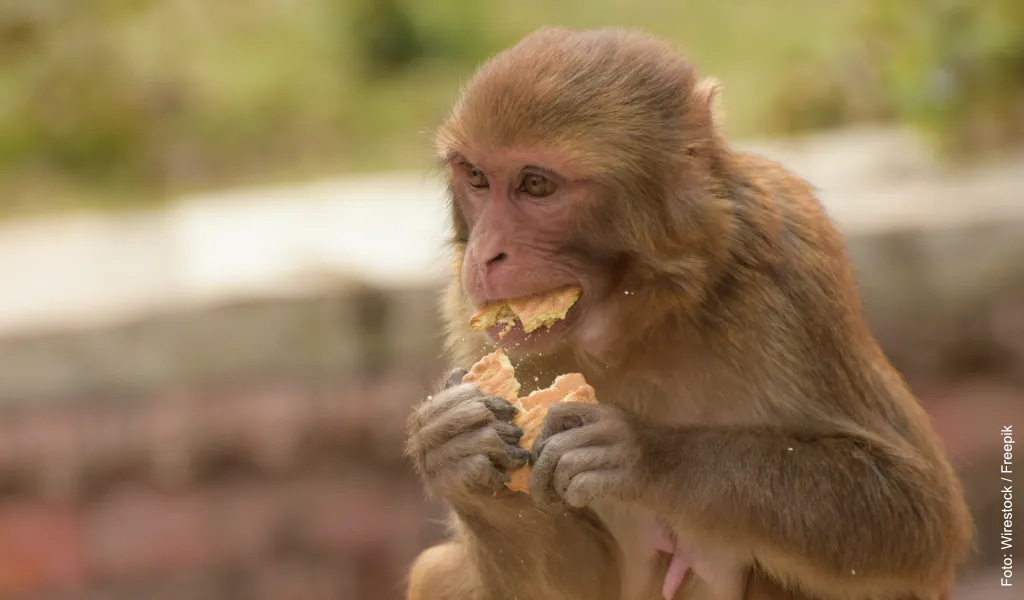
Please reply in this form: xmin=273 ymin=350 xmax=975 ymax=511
xmin=480 ymin=292 xmax=583 ymax=350
xmin=484 ymin=316 xmax=573 ymax=350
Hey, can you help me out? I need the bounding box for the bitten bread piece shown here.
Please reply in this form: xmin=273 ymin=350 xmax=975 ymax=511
xmin=470 ymin=287 xmax=581 ymax=338
xmin=464 ymin=349 xmax=597 ymax=493
xmin=462 ymin=349 xmax=520 ymax=403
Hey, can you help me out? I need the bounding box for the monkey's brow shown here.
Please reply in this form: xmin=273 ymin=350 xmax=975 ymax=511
xmin=521 ymin=164 xmax=561 ymax=178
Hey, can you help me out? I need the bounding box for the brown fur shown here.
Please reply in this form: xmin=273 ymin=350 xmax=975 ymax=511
xmin=406 ymin=26 xmax=973 ymax=600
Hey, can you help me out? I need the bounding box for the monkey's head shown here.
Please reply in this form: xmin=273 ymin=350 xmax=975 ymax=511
xmin=437 ymin=27 xmax=734 ymax=361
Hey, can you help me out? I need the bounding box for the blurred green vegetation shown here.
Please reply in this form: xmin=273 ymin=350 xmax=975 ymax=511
xmin=0 ymin=0 xmax=1021 ymax=218
xmin=768 ymin=0 xmax=1024 ymax=158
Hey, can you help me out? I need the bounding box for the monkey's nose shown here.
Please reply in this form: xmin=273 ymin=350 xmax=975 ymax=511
xmin=486 ymin=252 xmax=508 ymax=267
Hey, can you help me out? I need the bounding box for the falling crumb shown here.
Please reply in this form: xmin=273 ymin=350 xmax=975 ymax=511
xmin=851 ymin=569 xmax=856 ymax=575
xmin=787 ymin=447 xmax=793 ymax=451
xmin=427 ymin=396 xmax=432 ymax=400
xmin=534 ymin=376 xmax=539 ymax=382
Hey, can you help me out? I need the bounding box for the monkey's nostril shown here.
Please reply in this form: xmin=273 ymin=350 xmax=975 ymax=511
xmin=487 ymin=252 xmax=508 ymax=265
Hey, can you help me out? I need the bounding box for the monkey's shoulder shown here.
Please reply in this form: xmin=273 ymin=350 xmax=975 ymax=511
xmin=728 ymin=150 xmax=829 ymax=227
xmin=725 ymin=150 xmax=854 ymax=288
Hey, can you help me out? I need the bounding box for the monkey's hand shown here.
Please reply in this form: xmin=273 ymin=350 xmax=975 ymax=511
xmin=406 ymin=368 xmax=530 ymax=503
xmin=530 ymin=402 xmax=643 ymax=508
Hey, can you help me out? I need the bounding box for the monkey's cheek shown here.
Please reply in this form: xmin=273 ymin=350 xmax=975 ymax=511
xmin=570 ymin=309 xmax=619 ymax=357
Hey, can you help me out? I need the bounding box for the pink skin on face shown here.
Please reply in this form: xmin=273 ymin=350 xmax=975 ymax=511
xmin=454 ymin=150 xmax=587 ymax=296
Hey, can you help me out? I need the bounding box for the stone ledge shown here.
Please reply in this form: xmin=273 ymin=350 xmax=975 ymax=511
xmin=0 ymin=287 xmax=445 ymax=405
xmin=0 ymin=127 xmax=1021 ymax=404
xmin=849 ymin=220 xmax=1024 ymax=380
xmin=0 ymin=214 xmax=1020 ymax=405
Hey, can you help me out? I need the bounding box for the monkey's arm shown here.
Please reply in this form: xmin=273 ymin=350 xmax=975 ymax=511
xmin=638 ymin=422 xmax=969 ymax=592
xmin=530 ymin=401 xmax=968 ymax=595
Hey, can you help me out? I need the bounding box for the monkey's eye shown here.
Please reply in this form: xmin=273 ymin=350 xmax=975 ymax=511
xmin=520 ymin=173 xmax=557 ymax=198
xmin=461 ymin=162 xmax=489 ymax=189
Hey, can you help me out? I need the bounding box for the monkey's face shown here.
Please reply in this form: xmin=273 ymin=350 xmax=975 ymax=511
xmin=435 ymin=27 xmax=724 ymax=358
xmin=449 ymin=148 xmax=617 ymax=352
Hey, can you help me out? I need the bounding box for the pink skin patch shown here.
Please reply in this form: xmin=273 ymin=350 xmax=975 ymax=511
xmin=653 ymin=522 xmax=692 ymax=600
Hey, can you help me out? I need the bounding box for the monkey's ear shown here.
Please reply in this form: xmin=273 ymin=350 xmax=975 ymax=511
xmin=692 ymin=77 xmax=724 ymax=124
xmin=683 ymin=77 xmax=724 ymax=155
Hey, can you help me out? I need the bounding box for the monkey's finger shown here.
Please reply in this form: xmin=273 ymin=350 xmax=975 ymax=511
xmin=480 ymin=395 xmax=518 ymax=422
xmin=564 ymin=471 xmax=633 ymax=509
xmin=493 ymin=421 xmax=524 ymax=445
xmin=450 ymin=454 xmax=509 ymax=493
xmin=444 ymin=367 xmax=469 ymax=389
xmin=529 ymin=423 xmax=622 ymax=503
xmin=532 ymin=419 xmax=582 ymax=462
xmin=528 ymin=457 xmax=565 ymax=507
xmin=529 ymin=430 xmax=586 ymax=506
xmin=532 ymin=404 xmax=606 ymax=461
xmin=486 ymin=437 xmax=530 ymax=472
xmin=415 ymin=382 xmax=485 ymax=425
xmin=552 ymin=448 xmax=616 ymax=500
xmin=498 ymin=446 xmax=531 ymax=471
xmin=424 ymin=426 xmax=507 ymax=474
xmin=417 ymin=402 xmax=495 ymax=455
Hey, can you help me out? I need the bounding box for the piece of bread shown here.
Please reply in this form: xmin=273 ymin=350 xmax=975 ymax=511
xmin=462 ymin=348 xmax=520 ymax=403
xmin=463 ymin=349 xmax=598 ymax=493
xmin=470 ymin=287 xmax=581 ymax=338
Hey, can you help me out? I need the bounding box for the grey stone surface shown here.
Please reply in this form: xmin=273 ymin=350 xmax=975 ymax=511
xmin=0 ymin=127 xmax=1021 ymax=405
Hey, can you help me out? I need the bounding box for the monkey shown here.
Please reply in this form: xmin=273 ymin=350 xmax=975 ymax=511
xmin=404 ymin=26 xmax=973 ymax=600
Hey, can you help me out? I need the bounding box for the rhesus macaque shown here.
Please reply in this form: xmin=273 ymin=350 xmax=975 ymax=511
xmin=404 ymin=27 xmax=973 ymax=600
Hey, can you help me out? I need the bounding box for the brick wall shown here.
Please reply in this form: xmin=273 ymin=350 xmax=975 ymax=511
xmin=0 ymin=374 xmax=450 ymax=600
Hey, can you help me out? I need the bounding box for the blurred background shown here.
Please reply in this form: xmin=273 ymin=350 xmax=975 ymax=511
xmin=0 ymin=0 xmax=1021 ymax=598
